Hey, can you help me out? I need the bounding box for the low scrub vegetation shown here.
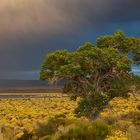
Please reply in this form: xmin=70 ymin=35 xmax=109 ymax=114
xmin=0 ymin=94 xmax=139 ymax=140
xmin=1 ymin=30 xmax=140 ymax=140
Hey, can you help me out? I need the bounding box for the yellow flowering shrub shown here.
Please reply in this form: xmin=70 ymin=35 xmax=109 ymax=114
xmin=0 ymin=93 xmax=139 ymax=140
xmin=100 ymin=94 xmax=140 ymax=140
xmin=100 ymin=97 xmax=139 ymax=118
xmin=0 ymin=97 xmax=78 ymax=138
xmin=105 ymin=130 xmax=128 ymax=140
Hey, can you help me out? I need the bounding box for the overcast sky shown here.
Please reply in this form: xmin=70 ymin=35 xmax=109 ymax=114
xmin=0 ymin=0 xmax=140 ymax=80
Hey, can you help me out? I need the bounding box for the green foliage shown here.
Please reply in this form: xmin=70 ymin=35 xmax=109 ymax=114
xmin=40 ymin=30 xmax=140 ymax=117
xmin=75 ymin=93 xmax=108 ymax=118
xmin=40 ymin=50 xmax=70 ymax=81
xmin=40 ymin=44 xmax=131 ymax=97
xmin=17 ymin=118 xmax=110 ymax=140
xmin=17 ymin=130 xmax=33 ymax=140
xmin=56 ymin=120 xmax=110 ymax=140
xmin=35 ymin=118 xmax=67 ymax=138
xmin=96 ymin=30 xmax=126 ymax=51
xmin=74 ymin=97 xmax=93 ymax=117
xmin=106 ymin=76 xmax=130 ymax=99
xmin=96 ymin=30 xmax=140 ymax=56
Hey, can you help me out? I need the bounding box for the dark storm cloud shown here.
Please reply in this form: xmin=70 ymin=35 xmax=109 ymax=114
xmin=1 ymin=0 xmax=140 ymax=38
xmin=0 ymin=0 xmax=140 ymax=78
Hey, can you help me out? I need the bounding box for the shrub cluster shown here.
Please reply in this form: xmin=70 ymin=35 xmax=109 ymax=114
xmin=18 ymin=118 xmax=110 ymax=140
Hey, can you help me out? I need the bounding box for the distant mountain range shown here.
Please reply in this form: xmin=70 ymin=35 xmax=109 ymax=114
xmin=0 ymin=66 xmax=139 ymax=90
xmin=0 ymin=80 xmax=64 ymax=89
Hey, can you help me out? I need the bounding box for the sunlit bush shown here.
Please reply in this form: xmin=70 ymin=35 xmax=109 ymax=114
xmin=18 ymin=119 xmax=110 ymax=140
xmin=56 ymin=120 xmax=110 ymax=140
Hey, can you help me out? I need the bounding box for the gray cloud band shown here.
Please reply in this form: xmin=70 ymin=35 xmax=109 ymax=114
xmin=0 ymin=0 xmax=140 ymax=38
xmin=0 ymin=0 xmax=140 ymax=73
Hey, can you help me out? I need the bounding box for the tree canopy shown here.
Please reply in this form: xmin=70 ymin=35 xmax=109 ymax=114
xmin=96 ymin=30 xmax=140 ymax=64
xmin=40 ymin=44 xmax=131 ymax=96
xmin=40 ymin=30 xmax=140 ymax=117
